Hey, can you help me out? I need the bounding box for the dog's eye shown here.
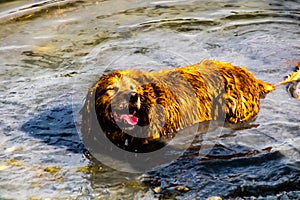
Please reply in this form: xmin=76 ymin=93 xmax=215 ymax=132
xmin=114 ymin=87 xmax=119 ymax=93
xmin=130 ymin=85 xmax=135 ymax=90
xmin=106 ymin=87 xmax=119 ymax=98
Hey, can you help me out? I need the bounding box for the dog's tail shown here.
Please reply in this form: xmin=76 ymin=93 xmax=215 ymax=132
xmin=258 ymin=80 xmax=276 ymax=97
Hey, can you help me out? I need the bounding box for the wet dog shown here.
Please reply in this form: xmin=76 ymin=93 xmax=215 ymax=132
xmin=81 ymin=60 xmax=300 ymax=152
xmin=81 ymin=59 xmax=299 ymax=152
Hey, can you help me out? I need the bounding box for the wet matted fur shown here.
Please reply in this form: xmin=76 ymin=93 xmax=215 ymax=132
xmin=81 ymin=59 xmax=279 ymax=152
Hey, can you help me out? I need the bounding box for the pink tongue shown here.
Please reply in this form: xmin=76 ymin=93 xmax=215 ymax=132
xmin=119 ymin=114 xmax=139 ymax=125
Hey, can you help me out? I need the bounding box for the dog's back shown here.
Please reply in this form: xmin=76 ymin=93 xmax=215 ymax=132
xmin=193 ymin=60 xmax=275 ymax=123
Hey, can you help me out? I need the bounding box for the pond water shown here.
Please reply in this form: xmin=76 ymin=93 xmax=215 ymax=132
xmin=0 ymin=0 xmax=299 ymax=199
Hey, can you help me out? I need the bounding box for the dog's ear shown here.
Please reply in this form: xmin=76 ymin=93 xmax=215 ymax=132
xmin=94 ymin=72 xmax=123 ymax=98
xmin=138 ymin=82 xmax=179 ymax=108
xmin=139 ymin=82 xmax=168 ymax=94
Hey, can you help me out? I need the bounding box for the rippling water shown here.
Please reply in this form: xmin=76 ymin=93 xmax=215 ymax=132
xmin=0 ymin=0 xmax=299 ymax=199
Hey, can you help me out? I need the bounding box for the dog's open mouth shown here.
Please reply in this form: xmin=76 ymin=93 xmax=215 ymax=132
xmin=110 ymin=112 xmax=139 ymax=131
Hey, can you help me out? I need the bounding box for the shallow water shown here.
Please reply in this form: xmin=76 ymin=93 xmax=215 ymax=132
xmin=0 ymin=0 xmax=299 ymax=199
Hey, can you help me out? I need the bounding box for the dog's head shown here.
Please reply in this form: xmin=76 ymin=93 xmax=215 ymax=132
xmin=95 ymin=70 xmax=170 ymax=140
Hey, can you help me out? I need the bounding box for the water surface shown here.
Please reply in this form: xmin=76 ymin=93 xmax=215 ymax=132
xmin=0 ymin=0 xmax=299 ymax=199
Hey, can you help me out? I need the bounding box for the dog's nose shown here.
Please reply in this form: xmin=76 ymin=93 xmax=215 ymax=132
xmin=119 ymin=103 xmax=125 ymax=110
xmin=126 ymin=92 xmax=137 ymax=99
xmin=119 ymin=102 xmax=129 ymax=110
